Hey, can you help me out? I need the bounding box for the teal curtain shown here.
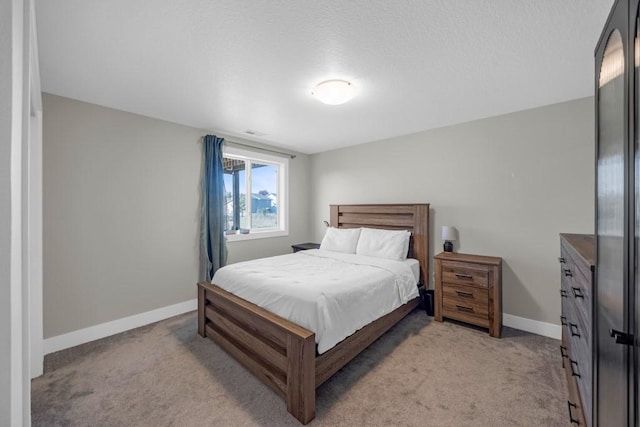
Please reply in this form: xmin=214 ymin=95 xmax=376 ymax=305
xmin=200 ymin=135 xmax=227 ymax=281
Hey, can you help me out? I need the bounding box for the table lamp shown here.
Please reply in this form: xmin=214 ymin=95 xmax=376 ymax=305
xmin=442 ymin=226 xmax=458 ymax=252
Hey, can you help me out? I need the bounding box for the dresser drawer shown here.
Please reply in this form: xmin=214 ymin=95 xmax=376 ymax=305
xmin=564 ymin=354 xmax=587 ymax=427
xmin=561 ymin=252 xmax=592 ymax=325
xmin=563 ymin=297 xmax=590 ymax=344
xmin=566 ymin=318 xmax=591 ymax=421
xmin=441 ymin=261 xmax=490 ymax=288
xmin=561 ymin=239 xmax=594 ymax=285
xmin=566 ymin=342 xmax=592 ymax=426
xmin=562 ymin=303 xmax=593 ymax=426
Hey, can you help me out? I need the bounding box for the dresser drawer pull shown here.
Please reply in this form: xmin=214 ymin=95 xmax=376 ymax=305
xmin=558 ymin=257 xmax=566 ymax=263
xmin=454 ymin=273 xmax=473 ymax=280
xmin=563 ymin=269 xmax=573 ymax=277
xmin=560 ymin=345 xmax=569 ymax=369
xmin=560 ymin=345 xmax=568 ymax=358
xmin=567 ymin=401 xmax=581 ymax=425
xmin=569 ymin=323 xmax=581 ymax=337
xmin=569 ymin=359 xmax=581 ymax=378
xmin=455 ymin=290 xmax=474 ymax=298
xmin=571 ymin=287 xmax=585 ymax=299
xmin=560 ymin=345 xmax=568 ymax=368
xmin=560 ymin=289 xmax=568 ymax=298
xmin=560 ymin=316 xmax=568 ymax=326
xmin=455 ymin=305 xmax=474 ymax=313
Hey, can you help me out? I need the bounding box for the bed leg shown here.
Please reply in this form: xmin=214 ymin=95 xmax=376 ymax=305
xmin=197 ymin=284 xmax=206 ymax=337
xmin=286 ymin=334 xmax=316 ymax=424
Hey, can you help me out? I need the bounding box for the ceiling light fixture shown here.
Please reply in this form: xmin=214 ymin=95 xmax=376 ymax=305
xmin=311 ymin=80 xmax=355 ymax=105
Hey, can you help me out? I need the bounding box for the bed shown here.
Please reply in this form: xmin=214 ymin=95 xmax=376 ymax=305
xmin=197 ymin=203 xmax=430 ymax=424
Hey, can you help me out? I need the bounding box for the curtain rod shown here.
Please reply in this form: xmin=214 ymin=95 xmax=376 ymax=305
xmin=225 ymin=140 xmax=297 ymax=159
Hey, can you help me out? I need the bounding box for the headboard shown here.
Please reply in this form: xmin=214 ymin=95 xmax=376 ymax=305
xmin=329 ymin=204 xmax=430 ymax=286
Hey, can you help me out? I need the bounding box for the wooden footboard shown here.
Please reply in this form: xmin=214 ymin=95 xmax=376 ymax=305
xmin=198 ymin=282 xmax=316 ymax=424
xmin=198 ymin=281 xmax=420 ymax=424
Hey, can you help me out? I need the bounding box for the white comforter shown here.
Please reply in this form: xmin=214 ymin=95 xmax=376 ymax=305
xmin=212 ymin=249 xmax=419 ymax=354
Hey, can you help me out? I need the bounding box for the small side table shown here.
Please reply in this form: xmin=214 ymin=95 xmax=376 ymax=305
xmin=291 ymin=242 xmax=320 ymax=253
xmin=434 ymin=252 xmax=502 ymax=337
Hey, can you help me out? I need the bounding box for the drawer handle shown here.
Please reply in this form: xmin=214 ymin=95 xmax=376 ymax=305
xmin=560 ymin=289 xmax=568 ymax=298
xmin=560 ymin=316 xmax=568 ymax=326
xmin=564 ymin=269 xmax=573 ymax=277
xmin=455 ymin=290 xmax=474 ymax=298
xmin=558 ymin=257 xmax=566 ymax=263
xmin=560 ymin=345 xmax=568 ymax=358
xmin=567 ymin=401 xmax=581 ymax=425
xmin=455 ymin=305 xmax=474 ymax=313
xmin=572 ymin=287 xmax=584 ymax=299
xmin=569 ymin=323 xmax=580 ymax=337
xmin=455 ymin=274 xmax=473 ymax=280
xmin=560 ymin=345 xmax=568 ymax=368
xmin=569 ymin=359 xmax=581 ymax=378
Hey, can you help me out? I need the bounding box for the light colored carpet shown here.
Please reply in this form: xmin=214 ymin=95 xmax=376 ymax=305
xmin=32 ymin=310 xmax=567 ymax=426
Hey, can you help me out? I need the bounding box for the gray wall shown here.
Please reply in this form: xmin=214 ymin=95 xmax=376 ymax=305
xmin=309 ymin=97 xmax=594 ymax=325
xmin=43 ymin=93 xmax=593 ymax=335
xmin=43 ymin=93 xmax=310 ymax=338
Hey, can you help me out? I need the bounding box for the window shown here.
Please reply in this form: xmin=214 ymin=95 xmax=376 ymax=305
xmin=222 ymin=145 xmax=289 ymax=241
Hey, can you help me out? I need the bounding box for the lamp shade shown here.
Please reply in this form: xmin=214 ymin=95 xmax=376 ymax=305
xmin=441 ymin=226 xmax=458 ymax=241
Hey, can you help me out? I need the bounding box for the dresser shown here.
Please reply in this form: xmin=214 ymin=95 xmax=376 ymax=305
xmin=559 ymin=234 xmax=594 ymax=426
xmin=434 ymin=252 xmax=502 ymax=337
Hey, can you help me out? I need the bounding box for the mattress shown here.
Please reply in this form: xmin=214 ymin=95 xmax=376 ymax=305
xmin=212 ymin=249 xmax=419 ymax=354
xmin=404 ymin=257 xmax=420 ymax=283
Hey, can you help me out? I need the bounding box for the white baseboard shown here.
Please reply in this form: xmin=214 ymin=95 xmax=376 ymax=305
xmin=43 ymin=299 xmax=197 ymax=355
xmin=42 ymin=300 xmax=560 ymax=355
xmin=503 ymin=313 xmax=561 ymax=339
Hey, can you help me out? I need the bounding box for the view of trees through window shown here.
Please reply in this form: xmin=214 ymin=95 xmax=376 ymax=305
xmin=223 ymin=157 xmax=279 ymax=232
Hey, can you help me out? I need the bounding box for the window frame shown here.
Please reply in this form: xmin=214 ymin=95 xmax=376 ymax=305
xmin=222 ymin=145 xmax=289 ymax=242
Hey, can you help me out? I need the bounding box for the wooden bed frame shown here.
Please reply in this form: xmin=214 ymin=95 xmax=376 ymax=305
xmin=197 ymin=203 xmax=430 ymax=424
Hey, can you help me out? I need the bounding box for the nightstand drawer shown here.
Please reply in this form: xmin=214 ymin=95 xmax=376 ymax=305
xmin=442 ymin=300 xmax=490 ymax=326
xmin=442 ymin=283 xmax=488 ymax=306
xmin=441 ymin=261 xmax=490 ymax=288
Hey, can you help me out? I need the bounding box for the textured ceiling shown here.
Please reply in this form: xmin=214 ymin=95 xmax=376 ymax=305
xmin=35 ymin=0 xmax=613 ymax=154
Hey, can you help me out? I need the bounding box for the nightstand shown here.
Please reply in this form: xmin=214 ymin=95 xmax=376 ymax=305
xmin=291 ymin=242 xmax=320 ymax=253
xmin=434 ymin=252 xmax=502 ymax=337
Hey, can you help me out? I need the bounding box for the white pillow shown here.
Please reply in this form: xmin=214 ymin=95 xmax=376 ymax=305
xmin=355 ymin=228 xmax=411 ymax=261
xmin=320 ymin=227 xmax=361 ymax=254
